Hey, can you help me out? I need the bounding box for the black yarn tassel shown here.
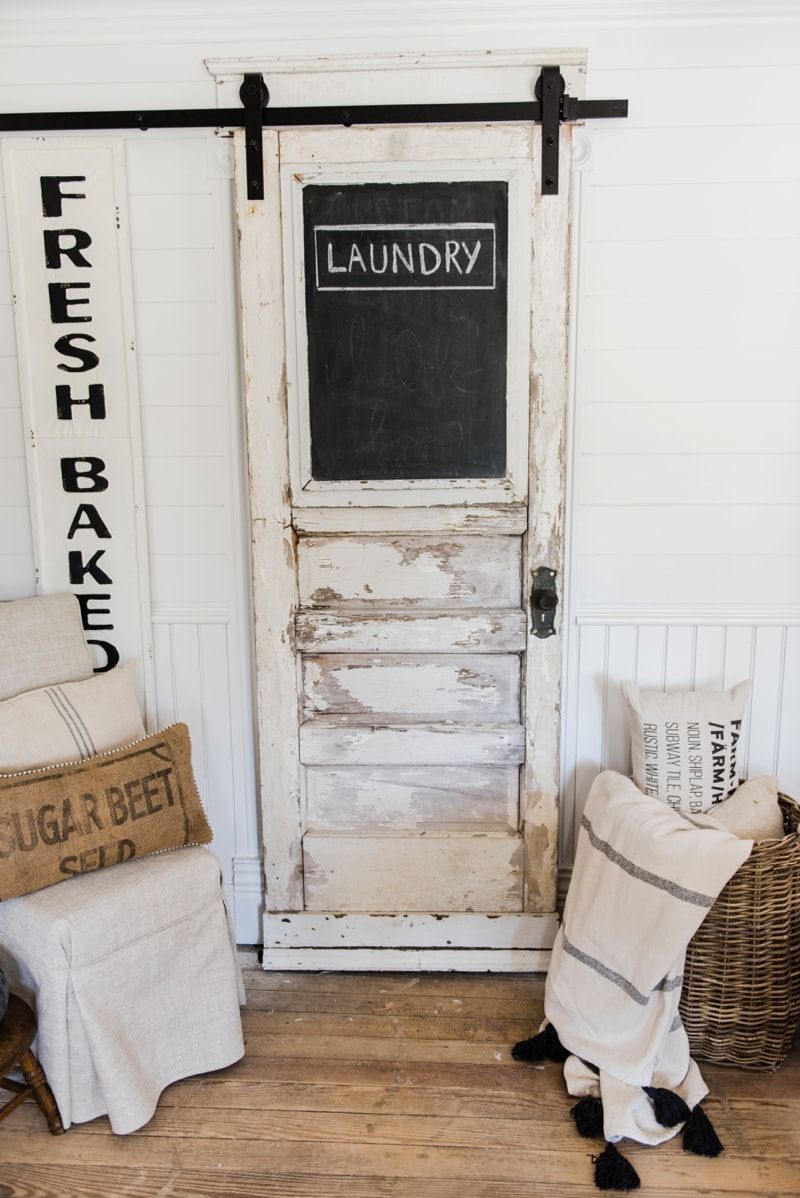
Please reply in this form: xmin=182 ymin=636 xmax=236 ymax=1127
xmin=643 ymin=1085 xmax=691 ymax=1127
xmin=682 ymin=1104 xmax=724 ymax=1157
xmin=571 ymin=1095 xmax=605 ymax=1139
xmin=511 ymin=1023 xmax=569 ymax=1063
xmin=592 ymin=1143 xmax=641 ymax=1192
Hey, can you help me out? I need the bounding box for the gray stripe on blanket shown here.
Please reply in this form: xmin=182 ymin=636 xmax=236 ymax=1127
xmin=562 ymin=934 xmax=650 ymax=1005
xmin=580 ymin=814 xmax=715 ymax=908
xmin=677 ymin=811 xmax=717 ymax=831
xmin=562 ymin=935 xmax=685 ymax=1007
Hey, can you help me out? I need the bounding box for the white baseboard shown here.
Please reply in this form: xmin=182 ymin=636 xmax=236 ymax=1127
xmin=262 ymin=947 xmax=551 ymax=972
xmin=231 ymin=855 xmax=263 ymax=945
xmin=264 ymin=911 xmax=558 ymax=951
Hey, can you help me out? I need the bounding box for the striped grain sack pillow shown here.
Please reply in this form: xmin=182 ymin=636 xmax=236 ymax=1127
xmin=0 ymin=660 xmax=145 ymax=772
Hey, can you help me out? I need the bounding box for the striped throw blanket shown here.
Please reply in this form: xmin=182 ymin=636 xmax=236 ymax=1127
xmin=545 ymin=770 xmax=752 ymax=1147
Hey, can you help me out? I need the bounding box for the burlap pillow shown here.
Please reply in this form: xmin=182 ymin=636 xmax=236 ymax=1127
xmin=0 ymin=723 xmax=212 ymax=900
xmin=711 ymin=775 xmax=785 ymax=841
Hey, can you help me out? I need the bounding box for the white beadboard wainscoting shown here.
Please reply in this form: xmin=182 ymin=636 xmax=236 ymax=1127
xmin=151 ymin=603 xmax=261 ymax=943
xmin=560 ymin=607 xmax=800 ymax=879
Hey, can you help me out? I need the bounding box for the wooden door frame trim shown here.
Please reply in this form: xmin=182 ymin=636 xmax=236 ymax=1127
xmin=522 ymin=128 xmax=572 ymax=913
xmin=236 ymin=130 xmax=305 ymax=911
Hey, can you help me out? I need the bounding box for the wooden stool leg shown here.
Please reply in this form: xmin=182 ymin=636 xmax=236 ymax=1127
xmin=18 ymin=1049 xmax=64 ymax=1135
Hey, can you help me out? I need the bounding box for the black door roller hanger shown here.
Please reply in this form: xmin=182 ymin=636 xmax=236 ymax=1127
xmin=0 ymin=66 xmax=627 ymax=200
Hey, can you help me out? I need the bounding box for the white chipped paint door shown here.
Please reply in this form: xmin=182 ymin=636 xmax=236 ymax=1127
xmin=236 ymin=123 xmax=570 ymax=970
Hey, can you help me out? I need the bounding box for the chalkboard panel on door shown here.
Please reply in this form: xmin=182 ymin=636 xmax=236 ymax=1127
xmin=237 ymin=122 xmax=572 ymax=969
xmin=303 ymin=181 xmax=509 ymax=481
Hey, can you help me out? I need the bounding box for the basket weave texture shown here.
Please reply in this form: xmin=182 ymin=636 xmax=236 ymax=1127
xmin=680 ymin=794 xmax=800 ymax=1071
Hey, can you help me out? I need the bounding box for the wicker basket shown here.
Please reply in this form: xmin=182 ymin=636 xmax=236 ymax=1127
xmin=680 ymin=793 xmax=800 ymax=1071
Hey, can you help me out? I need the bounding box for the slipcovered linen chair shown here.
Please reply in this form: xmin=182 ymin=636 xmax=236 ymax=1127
xmin=0 ymin=594 xmax=244 ymax=1134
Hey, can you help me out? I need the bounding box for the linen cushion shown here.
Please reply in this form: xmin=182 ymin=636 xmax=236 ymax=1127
xmin=710 ymin=775 xmax=785 ymax=841
xmin=0 ymin=660 xmax=144 ymax=772
xmin=0 ymin=593 xmax=93 ymax=701
xmin=0 ymin=845 xmax=244 ymax=1134
xmin=0 ymin=845 xmax=223 ymax=969
xmin=0 ymin=722 xmax=212 ymax=900
xmin=621 ymin=679 xmax=750 ymax=813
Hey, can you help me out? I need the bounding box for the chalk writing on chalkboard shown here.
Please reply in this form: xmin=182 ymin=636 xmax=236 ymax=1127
xmin=303 ymin=180 xmax=508 ymax=482
xmin=314 ymin=224 xmax=496 ymax=291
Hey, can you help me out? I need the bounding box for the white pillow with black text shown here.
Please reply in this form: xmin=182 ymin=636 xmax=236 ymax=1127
xmin=621 ymin=679 xmax=750 ymax=814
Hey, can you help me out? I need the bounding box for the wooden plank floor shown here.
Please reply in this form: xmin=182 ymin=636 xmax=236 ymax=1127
xmin=1 ymin=969 xmax=798 ymax=1197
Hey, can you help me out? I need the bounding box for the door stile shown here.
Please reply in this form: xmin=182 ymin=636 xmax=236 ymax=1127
xmin=235 ymin=129 xmax=305 ymax=913
xmin=522 ymin=130 xmax=572 ymax=913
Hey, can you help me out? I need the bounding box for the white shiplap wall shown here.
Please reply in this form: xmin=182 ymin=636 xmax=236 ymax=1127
xmin=0 ymin=2 xmax=799 ymax=933
xmin=562 ymin=14 xmax=800 ymax=877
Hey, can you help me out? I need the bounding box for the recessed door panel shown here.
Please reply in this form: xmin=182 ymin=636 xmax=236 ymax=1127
xmin=302 ymin=833 xmax=523 ymax=913
xmin=297 ymin=534 xmax=522 ymax=608
xmin=305 ymin=765 xmax=518 ymax=831
xmin=302 ymin=654 xmax=520 ymax=723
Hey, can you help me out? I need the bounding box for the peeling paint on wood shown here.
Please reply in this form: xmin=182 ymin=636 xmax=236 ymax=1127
xmin=302 ymin=654 xmax=520 ymax=722
xmin=298 ymin=535 xmax=521 ymax=608
xmin=300 ymin=721 xmax=526 ymax=766
xmin=303 ymin=833 xmax=524 ymax=913
xmin=264 ymin=910 xmax=558 ymax=949
xmin=295 ymin=609 xmax=526 ymax=654
xmin=305 ymin=765 xmax=518 ymax=831
xmin=292 ymin=504 xmax=528 ymax=535
xmin=521 ymin=131 xmax=572 ymax=915
xmin=237 ymin=120 xmax=570 ymax=953
xmin=236 ymin=133 xmax=304 ymax=911
xmin=309 ymin=586 xmax=344 ymax=606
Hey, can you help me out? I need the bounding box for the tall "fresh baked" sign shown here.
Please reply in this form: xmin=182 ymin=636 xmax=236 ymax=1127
xmin=3 ymin=139 xmax=153 ymax=719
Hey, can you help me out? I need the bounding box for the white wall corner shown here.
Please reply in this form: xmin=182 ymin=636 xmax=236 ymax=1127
xmin=558 ymin=865 xmax=572 ymax=911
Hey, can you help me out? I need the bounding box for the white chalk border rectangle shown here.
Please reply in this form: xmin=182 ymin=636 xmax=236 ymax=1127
xmin=313 ymin=221 xmax=497 ymax=291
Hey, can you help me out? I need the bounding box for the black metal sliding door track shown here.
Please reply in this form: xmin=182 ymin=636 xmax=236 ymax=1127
xmin=0 ymin=67 xmax=627 ymax=200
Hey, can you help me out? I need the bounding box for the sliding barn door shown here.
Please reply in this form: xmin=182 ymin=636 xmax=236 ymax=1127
xmin=236 ymin=122 xmax=571 ymax=969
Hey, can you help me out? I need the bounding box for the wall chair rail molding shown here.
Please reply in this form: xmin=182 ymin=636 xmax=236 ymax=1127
xmin=2 ymin=139 xmax=155 ymax=721
xmin=576 ymin=604 xmax=800 ymax=627
xmin=151 ymin=602 xmax=231 ymax=626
